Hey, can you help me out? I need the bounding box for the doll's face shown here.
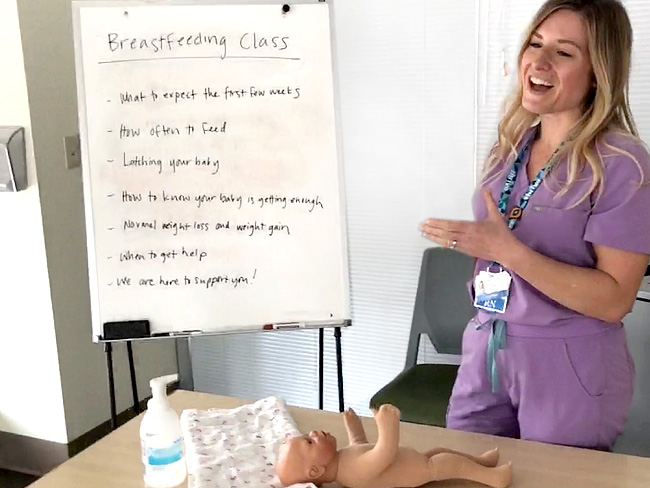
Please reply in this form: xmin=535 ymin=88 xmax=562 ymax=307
xmin=276 ymin=431 xmax=338 ymax=485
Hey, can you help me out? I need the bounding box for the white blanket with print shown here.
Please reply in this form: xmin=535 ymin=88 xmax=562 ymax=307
xmin=181 ymin=397 xmax=316 ymax=488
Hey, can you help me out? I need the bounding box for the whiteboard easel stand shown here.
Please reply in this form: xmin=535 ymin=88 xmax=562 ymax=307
xmin=103 ymin=341 xmax=141 ymax=430
xmin=317 ymin=326 xmax=344 ymax=411
xmin=101 ymin=325 xmax=346 ymax=432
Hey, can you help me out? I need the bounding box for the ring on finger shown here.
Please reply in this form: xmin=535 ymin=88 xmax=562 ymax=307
xmin=450 ymin=239 xmax=458 ymax=250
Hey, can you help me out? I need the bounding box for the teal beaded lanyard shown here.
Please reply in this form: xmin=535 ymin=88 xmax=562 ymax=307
xmin=496 ymin=135 xmax=564 ymax=229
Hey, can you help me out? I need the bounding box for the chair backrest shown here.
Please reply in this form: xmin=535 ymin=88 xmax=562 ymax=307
xmin=614 ymin=296 xmax=650 ymax=456
xmin=404 ymin=247 xmax=476 ymax=368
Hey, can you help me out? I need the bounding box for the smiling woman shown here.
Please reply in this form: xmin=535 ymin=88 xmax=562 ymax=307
xmin=521 ymin=9 xmax=593 ymax=132
xmin=420 ymin=0 xmax=650 ymax=452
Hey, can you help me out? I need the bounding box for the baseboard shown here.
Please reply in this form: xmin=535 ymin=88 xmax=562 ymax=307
xmin=0 ymin=383 xmax=179 ymax=476
xmin=0 ymin=431 xmax=68 ymax=477
xmin=66 ymin=395 xmax=151 ymax=458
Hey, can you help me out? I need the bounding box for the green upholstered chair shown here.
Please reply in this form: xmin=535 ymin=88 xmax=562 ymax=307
xmin=370 ymin=247 xmax=476 ymax=426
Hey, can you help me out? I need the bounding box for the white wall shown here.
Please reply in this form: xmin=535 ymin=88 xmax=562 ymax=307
xmin=0 ymin=0 xmax=67 ymax=444
xmin=0 ymin=0 xmax=179 ymax=446
xmin=14 ymin=0 xmax=179 ymax=442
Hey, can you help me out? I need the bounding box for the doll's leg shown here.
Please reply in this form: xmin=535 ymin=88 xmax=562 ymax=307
xmin=427 ymin=452 xmax=512 ymax=488
xmin=424 ymin=447 xmax=499 ymax=467
xmin=343 ymin=408 xmax=368 ymax=445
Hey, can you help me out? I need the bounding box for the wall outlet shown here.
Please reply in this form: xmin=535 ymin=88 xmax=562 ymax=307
xmin=64 ymin=134 xmax=81 ymax=169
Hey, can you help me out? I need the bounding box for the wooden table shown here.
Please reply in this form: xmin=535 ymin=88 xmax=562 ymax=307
xmin=29 ymin=390 xmax=650 ymax=488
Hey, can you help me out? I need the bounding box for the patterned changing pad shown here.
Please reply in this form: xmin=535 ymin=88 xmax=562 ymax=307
xmin=180 ymin=396 xmax=317 ymax=488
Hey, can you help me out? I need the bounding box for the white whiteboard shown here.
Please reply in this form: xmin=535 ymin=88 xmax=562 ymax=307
xmin=72 ymin=0 xmax=350 ymax=341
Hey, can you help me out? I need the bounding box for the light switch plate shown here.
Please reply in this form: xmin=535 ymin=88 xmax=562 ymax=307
xmin=64 ymin=134 xmax=81 ymax=169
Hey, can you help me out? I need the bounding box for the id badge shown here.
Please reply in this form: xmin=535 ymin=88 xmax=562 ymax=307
xmin=473 ymin=268 xmax=512 ymax=314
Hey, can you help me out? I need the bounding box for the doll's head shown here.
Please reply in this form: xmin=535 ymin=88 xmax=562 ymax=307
xmin=276 ymin=430 xmax=338 ymax=486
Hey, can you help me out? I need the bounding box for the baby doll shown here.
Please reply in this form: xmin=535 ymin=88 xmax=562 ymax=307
xmin=276 ymin=404 xmax=511 ymax=488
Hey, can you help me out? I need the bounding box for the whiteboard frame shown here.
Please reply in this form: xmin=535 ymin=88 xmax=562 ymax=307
xmin=72 ymin=0 xmax=350 ymax=342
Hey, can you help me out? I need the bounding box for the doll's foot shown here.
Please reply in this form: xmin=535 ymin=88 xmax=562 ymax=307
xmin=478 ymin=447 xmax=499 ymax=467
xmin=490 ymin=462 xmax=512 ymax=488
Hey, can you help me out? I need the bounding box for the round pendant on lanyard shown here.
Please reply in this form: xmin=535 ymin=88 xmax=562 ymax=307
xmin=508 ymin=206 xmax=523 ymax=221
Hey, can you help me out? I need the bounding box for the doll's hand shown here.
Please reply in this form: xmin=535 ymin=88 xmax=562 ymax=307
xmin=344 ymin=408 xmax=368 ymax=445
xmin=344 ymin=407 xmax=360 ymax=422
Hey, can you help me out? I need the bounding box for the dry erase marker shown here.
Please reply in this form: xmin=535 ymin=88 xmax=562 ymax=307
xmin=263 ymin=322 xmax=306 ymax=330
xmin=152 ymin=330 xmax=201 ymax=337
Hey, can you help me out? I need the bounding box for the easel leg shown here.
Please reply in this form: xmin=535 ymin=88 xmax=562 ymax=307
xmin=335 ymin=327 xmax=344 ymax=412
xmin=127 ymin=342 xmax=139 ymax=414
xmin=104 ymin=342 xmax=118 ymax=431
xmin=318 ymin=328 xmax=324 ymax=410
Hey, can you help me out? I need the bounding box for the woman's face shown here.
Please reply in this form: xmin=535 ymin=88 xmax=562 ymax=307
xmin=520 ymin=9 xmax=593 ymax=121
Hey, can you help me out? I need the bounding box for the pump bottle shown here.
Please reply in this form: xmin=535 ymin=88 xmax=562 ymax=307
xmin=140 ymin=374 xmax=187 ymax=487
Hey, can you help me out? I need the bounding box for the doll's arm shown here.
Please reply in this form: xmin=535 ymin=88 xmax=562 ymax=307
xmin=343 ymin=408 xmax=368 ymax=445
xmin=352 ymin=404 xmax=400 ymax=476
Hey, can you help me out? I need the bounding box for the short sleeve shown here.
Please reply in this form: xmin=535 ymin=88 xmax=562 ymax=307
xmin=584 ymin=137 xmax=650 ymax=254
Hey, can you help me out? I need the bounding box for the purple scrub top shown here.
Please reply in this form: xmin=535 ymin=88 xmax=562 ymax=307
xmin=472 ymin=126 xmax=650 ymax=329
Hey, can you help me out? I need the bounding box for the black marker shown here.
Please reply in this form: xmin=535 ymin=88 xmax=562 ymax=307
xmin=152 ymin=330 xmax=201 ymax=337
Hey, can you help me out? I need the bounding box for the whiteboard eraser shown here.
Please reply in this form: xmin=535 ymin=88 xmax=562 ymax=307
xmin=103 ymin=320 xmax=151 ymax=340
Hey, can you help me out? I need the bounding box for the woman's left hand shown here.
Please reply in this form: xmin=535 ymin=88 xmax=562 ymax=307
xmin=419 ymin=189 xmax=522 ymax=264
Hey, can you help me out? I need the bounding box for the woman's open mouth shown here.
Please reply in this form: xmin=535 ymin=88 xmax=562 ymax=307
xmin=528 ymin=75 xmax=554 ymax=93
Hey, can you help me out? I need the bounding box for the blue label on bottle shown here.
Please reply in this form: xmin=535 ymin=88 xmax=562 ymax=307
xmin=145 ymin=438 xmax=183 ymax=466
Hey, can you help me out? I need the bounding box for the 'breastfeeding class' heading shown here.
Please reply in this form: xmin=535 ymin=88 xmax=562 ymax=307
xmin=106 ymin=31 xmax=291 ymax=59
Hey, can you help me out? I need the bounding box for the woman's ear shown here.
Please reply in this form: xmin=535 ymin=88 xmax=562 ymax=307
xmin=307 ymin=464 xmax=325 ymax=480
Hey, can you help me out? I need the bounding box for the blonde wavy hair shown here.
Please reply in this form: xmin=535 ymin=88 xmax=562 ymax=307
xmin=484 ymin=0 xmax=643 ymax=204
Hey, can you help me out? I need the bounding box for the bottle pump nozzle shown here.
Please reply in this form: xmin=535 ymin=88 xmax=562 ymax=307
xmin=149 ymin=374 xmax=178 ymax=406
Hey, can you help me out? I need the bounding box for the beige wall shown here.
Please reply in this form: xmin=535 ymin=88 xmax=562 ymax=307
xmin=0 ymin=0 xmax=178 ymax=445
